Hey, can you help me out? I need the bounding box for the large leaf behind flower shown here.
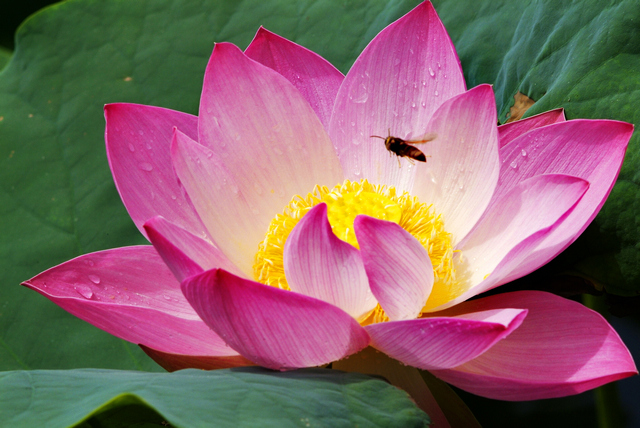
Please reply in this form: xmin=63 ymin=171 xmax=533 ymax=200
xmin=434 ymin=0 xmax=640 ymax=296
xmin=0 ymin=0 xmax=420 ymax=371
xmin=0 ymin=368 xmax=430 ymax=427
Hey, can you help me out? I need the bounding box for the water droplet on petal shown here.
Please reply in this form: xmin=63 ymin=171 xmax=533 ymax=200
xmin=75 ymin=285 xmax=93 ymax=299
xmin=421 ymin=101 xmax=426 ymax=108
xmin=521 ymin=149 xmax=527 ymax=157
xmin=510 ymin=160 xmax=518 ymax=169
xmin=428 ymin=67 xmax=435 ymax=77
xmin=163 ymin=295 xmax=171 ymax=300
xmin=128 ymin=143 xmax=135 ymax=152
xmin=88 ymin=274 xmax=101 ymax=284
xmin=138 ymin=130 xmax=144 ymax=136
xmin=434 ymin=90 xmax=439 ymax=96
xmin=138 ymin=162 xmax=153 ymax=171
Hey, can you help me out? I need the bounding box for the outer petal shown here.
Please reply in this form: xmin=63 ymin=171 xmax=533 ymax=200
xmin=430 ymin=291 xmax=638 ymax=400
xmin=366 ymin=309 xmax=526 ymax=370
xmin=105 ymin=103 xmax=208 ymax=240
xmin=498 ymin=108 xmax=565 ymax=148
xmin=21 ymin=247 xmax=238 ymax=358
xmin=412 ymin=84 xmax=500 ymax=245
xmin=493 ymin=119 xmax=632 ymax=281
xmin=171 ymin=129 xmax=262 ymax=276
xmin=329 ymin=1 xmax=466 ymax=189
xmin=453 ymin=174 xmax=589 ymax=301
xmin=144 ymin=216 xmax=243 ymax=283
xmin=198 ymin=42 xmax=343 ymax=215
xmin=139 ymin=345 xmax=252 ymax=372
xmin=181 ymin=269 xmax=370 ymax=370
xmin=354 ymin=215 xmax=433 ymax=321
xmin=283 ymin=204 xmax=376 ymax=319
xmin=245 ymin=27 xmax=344 ymax=129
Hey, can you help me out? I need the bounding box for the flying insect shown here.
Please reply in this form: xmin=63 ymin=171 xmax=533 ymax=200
xmin=370 ymin=130 xmax=436 ymax=166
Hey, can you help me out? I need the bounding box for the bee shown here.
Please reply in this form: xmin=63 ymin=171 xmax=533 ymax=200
xmin=370 ymin=129 xmax=436 ymax=166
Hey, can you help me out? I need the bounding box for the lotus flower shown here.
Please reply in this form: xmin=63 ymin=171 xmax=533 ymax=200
xmin=24 ymin=1 xmax=636 ymax=403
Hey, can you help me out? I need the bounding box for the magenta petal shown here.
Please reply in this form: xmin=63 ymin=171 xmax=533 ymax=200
xmin=140 ymin=345 xmax=253 ymax=372
xmin=105 ymin=103 xmax=207 ymax=240
xmin=144 ymin=216 xmax=242 ymax=283
xmin=198 ymin=42 xmax=343 ymax=207
xmin=494 ymin=119 xmax=633 ymax=281
xmin=430 ymin=291 xmax=638 ymax=400
xmin=413 ymin=84 xmax=500 ymax=245
xmin=366 ymin=308 xmax=526 ymax=370
xmin=22 ymin=246 xmax=238 ymax=357
xmin=245 ymin=27 xmax=344 ymax=129
xmin=354 ymin=215 xmax=433 ymax=321
xmin=498 ymin=109 xmax=565 ymax=148
xmin=329 ymin=1 xmax=465 ymax=188
xmin=283 ymin=204 xmax=376 ymax=319
xmin=181 ymin=269 xmax=370 ymax=370
xmin=452 ymin=174 xmax=589 ymax=303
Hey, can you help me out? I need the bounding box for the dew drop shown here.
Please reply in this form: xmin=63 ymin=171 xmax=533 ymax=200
xmin=138 ymin=130 xmax=144 ymax=136
xmin=128 ymin=143 xmax=135 ymax=152
xmin=434 ymin=90 xmax=439 ymax=96
xmin=352 ymin=139 xmax=361 ymax=146
xmin=421 ymin=80 xmax=427 ymax=87
xmin=171 ymin=195 xmax=177 ymax=200
xmin=163 ymin=295 xmax=171 ymax=301
xmin=75 ymin=285 xmax=93 ymax=299
xmin=138 ymin=162 xmax=153 ymax=171
xmin=411 ymin=102 xmax=416 ymax=108
xmin=510 ymin=160 xmax=518 ymax=169
xmin=353 ymin=92 xmax=368 ymax=104
xmin=88 ymin=274 xmax=101 ymax=284
xmin=350 ymin=121 xmax=356 ymax=127
xmin=146 ymin=143 xmax=152 ymax=150
xmin=428 ymin=67 xmax=435 ymax=77
xmin=421 ymin=101 xmax=426 ymax=108
xmin=521 ymin=149 xmax=527 ymax=157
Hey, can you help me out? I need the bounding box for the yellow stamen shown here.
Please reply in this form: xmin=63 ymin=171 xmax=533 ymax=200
xmin=253 ymin=179 xmax=467 ymax=323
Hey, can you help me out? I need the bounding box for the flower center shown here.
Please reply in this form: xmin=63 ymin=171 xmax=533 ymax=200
xmin=253 ymin=179 xmax=464 ymax=321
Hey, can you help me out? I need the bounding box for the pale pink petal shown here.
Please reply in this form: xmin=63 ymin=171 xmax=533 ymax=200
xmin=170 ymin=129 xmax=263 ymax=276
xmin=354 ymin=215 xmax=433 ymax=320
xmin=105 ymin=103 xmax=208 ymax=240
xmin=144 ymin=216 xmax=243 ymax=283
xmin=450 ymin=174 xmax=589 ymax=305
xmin=140 ymin=345 xmax=253 ymax=372
xmin=412 ymin=84 xmax=500 ymax=245
xmin=430 ymin=291 xmax=638 ymax=400
xmin=198 ymin=42 xmax=343 ymax=214
xmin=22 ymin=246 xmax=238 ymax=358
xmin=328 ymin=1 xmax=465 ymax=190
xmin=245 ymin=27 xmax=344 ymax=129
xmin=493 ymin=119 xmax=632 ymax=281
xmin=498 ymin=109 xmax=565 ymax=148
xmin=366 ymin=308 xmax=526 ymax=370
xmin=283 ymin=204 xmax=376 ymax=319
xmin=181 ymin=269 xmax=370 ymax=370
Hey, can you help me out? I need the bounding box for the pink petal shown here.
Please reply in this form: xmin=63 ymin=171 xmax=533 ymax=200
xmin=181 ymin=269 xmax=370 ymax=370
xmin=283 ymin=204 xmax=376 ymax=319
xmin=366 ymin=308 xmax=526 ymax=370
xmin=328 ymin=1 xmax=465 ymax=189
xmin=105 ymin=103 xmax=208 ymax=240
xmin=198 ymin=42 xmax=343 ymax=209
xmin=22 ymin=246 xmax=238 ymax=358
xmin=498 ymin=108 xmax=565 ymax=148
xmin=412 ymin=84 xmax=500 ymax=245
xmin=354 ymin=215 xmax=433 ymax=320
xmin=170 ymin=128 xmax=264 ymax=276
xmin=144 ymin=216 xmax=243 ymax=283
xmin=430 ymin=291 xmax=638 ymax=400
xmin=493 ymin=119 xmax=633 ymax=281
xmin=140 ymin=345 xmax=253 ymax=372
xmin=450 ymin=174 xmax=589 ymax=305
xmin=245 ymin=27 xmax=344 ymax=129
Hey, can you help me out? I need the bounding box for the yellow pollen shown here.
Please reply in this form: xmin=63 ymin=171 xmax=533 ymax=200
xmin=322 ymin=190 xmax=401 ymax=248
xmin=253 ymin=179 xmax=466 ymax=324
